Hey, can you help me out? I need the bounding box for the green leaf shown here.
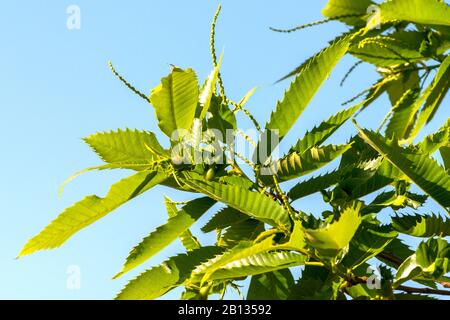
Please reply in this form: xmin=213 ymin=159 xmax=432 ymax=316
xmin=441 ymin=146 xmax=450 ymax=170
xmin=199 ymin=56 xmax=222 ymax=119
xmin=395 ymin=238 xmax=450 ymax=286
xmin=116 ymin=246 xmax=223 ymax=300
xmin=322 ymin=0 xmax=374 ymax=27
xmin=305 ymin=202 xmax=362 ymax=256
xmin=115 ymin=197 xmax=215 ymax=278
xmin=190 ymin=236 xmax=307 ymax=283
xmin=392 ymin=214 xmax=450 ymax=237
xmin=19 ymin=171 xmax=167 ymax=257
xmin=183 ymin=176 xmax=291 ymax=229
xmin=263 ymin=35 xmax=352 ymax=149
xmin=218 ymin=175 xmax=254 ymax=190
xmin=288 ymin=170 xmax=340 ymax=202
xmin=201 ymin=207 xmax=248 ymax=233
xmin=289 ymin=265 xmax=344 ymax=300
xmin=291 ymin=105 xmax=360 ymax=153
xmin=238 ymin=86 xmax=258 ymax=106
xmin=342 ymin=224 xmax=398 ymax=269
xmin=408 ymin=55 xmax=450 ymax=141
xmin=345 ymin=284 xmax=378 ymax=300
xmin=207 ymin=95 xmax=236 ymax=141
xmin=247 ymin=269 xmax=295 ymax=300
xmin=83 ymin=129 xmax=167 ymax=170
xmin=377 ymin=238 xmax=414 ymax=269
xmin=367 ymin=0 xmax=450 ymax=30
xmin=418 ymin=119 xmax=450 ymax=154
xmin=385 ymin=88 xmax=421 ymax=139
xmin=190 ymin=237 xmax=276 ymax=283
xmin=164 ymin=197 xmax=201 ymax=251
xmin=338 ymin=157 xmax=399 ymax=199
xmin=350 ymin=31 xmax=430 ymax=67
xmin=150 ymin=67 xmax=199 ymax=138
xmin=218 ymin=219 xmax=264 ymax=248
xmin=356 ymin=126 xmax=450 ymax=212
xmin=386 ymin=69 xmax=420 ymax=106
xmin=263 ymin=144 xmax=352 ymax=184
xmin=364 ymin=190 xmax=428 ymax=212
xmin=210 ymin=251 xmax=306 ymax=282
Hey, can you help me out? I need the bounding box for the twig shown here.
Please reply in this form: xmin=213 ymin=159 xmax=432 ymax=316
xmin=397 ymin=285 xmax=450 ymax=296
xmin=272 ymin=175 xmax=296 ymax=224
xmin=378 ymin=252 xmax=402 ymax=267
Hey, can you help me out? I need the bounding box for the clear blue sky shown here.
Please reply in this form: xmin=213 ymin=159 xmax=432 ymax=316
xmin=1 ymin=1 xmax=447 ymax=300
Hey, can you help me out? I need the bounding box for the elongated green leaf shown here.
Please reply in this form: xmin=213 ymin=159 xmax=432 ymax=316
xmin=363 ymin=191 xmax=428 ymax=213
xmin=210 ymin=251 xmax=306 ymax=281
xmin=386 ymin=69 xmax=420 ymax=106
xmin=264 ymin=144 xmax=351 ymax=184
xmin=343 ymin=224 xmax=398 ymax=269
xmin=164 ymin=197 xmax=201 ymax=251
xmin=201 ymin=207 xmax=248 ymax=233
xmin=288 ymin=170 xmax=340 ymax=202
xmin=289 ymin=265 xmax=343 ymax=300
xmin=238 ymin=86 xmax=258 ymax=106
xmin=357 ymin=126 xmax=450 ymax=212
xmin=408 ymin=55 xmax=450 ymax=141
xmin=207 ymin=95 xmax=236 ymax=141
xmin=115 ymin=197 xmax=215 ymax=278
xmin=339 ymin=157 xmax=399 ymax=199
xmin=395 ymin=238 xmax=450 ymax=286
xmin=392 ymin=214 xmax=450 ymax=237
xmin=322 ymin=0 xmax=374 ymax=27
xmin=385 ymin=88 xmax=421 ymax=139
xmin=150 ymin=67 xmax=199 ymax=138
xmin=367 ymin=0 xmax=450 ymax=30
xmin=19 ymin=171 xmax=167 ymax=257
xmin=346 ymin=285 xmax=380 ymax=300
xmin=177 ymin=231 xmax=201 ymax=252
xmin=218 ymin=175 xmax=254 ymax=190
xmin=83 ymin=129 xmax=167 ymax=170
xmin=247 ymin=269 xmax=294 ymax=300
xmin=305 ymin=202 xmax=362 ymax=256
xmin=183 ymin=176 xmax=291 ymax=229
xmin=116 ymin=246 xmax=223 ymax=300
xmin=199 ymin=56 xmax=222 ymax=119
xmin=292 ymin=105 xmax=360 ymax=153
xmin=265 ymin=35 xmax=352 ymax=142
xmin=190 ymin=237 xmax=277 ymax=283
xmin=377 ymin=238 xmax=414 ymax=268
xmin=218 ymin=219 xmax=264 ymax=248
xmin=418 ymin=119 xmax=450 ymax=154
xmin=441 ymin=146 xmax=450 ymax=170
xmin=190 ymin=236 xmax=307 ymax=283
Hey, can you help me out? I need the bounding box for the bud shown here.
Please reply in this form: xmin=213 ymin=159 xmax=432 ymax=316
xmin=205 ymin=168 xmax=215 ymax=181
